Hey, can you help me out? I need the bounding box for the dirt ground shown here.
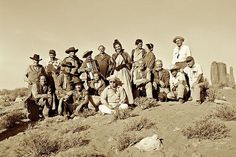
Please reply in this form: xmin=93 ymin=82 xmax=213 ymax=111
xmin=0 ymin=88 xmax=236 ymax=157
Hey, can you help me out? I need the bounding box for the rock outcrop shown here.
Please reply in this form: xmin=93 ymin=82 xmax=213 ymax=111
xmin=210 ymin=62 xmax=235 ymax=88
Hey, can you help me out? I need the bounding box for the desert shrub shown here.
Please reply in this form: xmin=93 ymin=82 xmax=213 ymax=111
xmin=205 ymin=88 xmax=216 ymax=102
xmin=16 ymin=133 xmax=60 ymax=157
xmin=0 ymin=88 xmax=28 ymax=101
xmin=182 ymin=117 xmax=230 ymax=140
xmin=116 ymin=133 xmax=143 ymax=151
xmin=60 ymin=133 xmax=90 ymax=151
xmin=0 ymin=99 xmax=11 ymax=107
xmin=134 ymin=97 xmax=159 ymax=110
xmin=0 ymin=110 xmax=26 ymax=129
xmin=211 ymin=105 xmax=236 ymax=121
xmin=125 ymin=117 xmax=156 ymax=132
xmin=15 ymin=132 xmax=90 ymax=157
xmin=112 ymin=109 xmax=138 ymax=121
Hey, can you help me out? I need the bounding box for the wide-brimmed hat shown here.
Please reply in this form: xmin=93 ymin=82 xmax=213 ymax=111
xmin=170 ymin=65 xmax=180 ymax=72
xmin=173 ymin=36 xmax=184 ymax=43
xmin=61 ymin=62 xmax=75 ymax=68
xmin=186 ymin=56 xmax=194 ymax=62
xmin=82 ymin=50 xmax=93 ymax=58
xmin=49 ymin=49 xmax=56 ymax=55
xmin=65 ymin=47 xmax=78 ymax=54
xmin=30 ymin=54 xmax=42 ymax=61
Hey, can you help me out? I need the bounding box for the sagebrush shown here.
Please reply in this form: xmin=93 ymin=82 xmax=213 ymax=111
xmin=182 ymin=117 xmax=230 ymax=140
xmin=211 ymin=105 xmax=236 ymax=121
xmin=134 ymin=97 xmax=159 ymax=110
xmin=125 ymin=117 xmax=156 ymax=132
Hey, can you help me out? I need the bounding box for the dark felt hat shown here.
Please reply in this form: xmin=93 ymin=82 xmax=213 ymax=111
xmin=186 ymin=56 xmax=194 ymax=62
xmin=49 ymin=49 xmax=56 ymax=55
xmin=61 ymin=62 xmax=75 ymax=68
xmin=30 ymin=54 xmax=42 ymax=61
xmin=82 ymin=50 xmax=93 ymax=58
xmin=173 ymin=36 xmax=184 ymax=43
xmin=170 ymin=65 xmax=180 ymax=72
xmin=65 ymin=47 xmax=78 ymax=54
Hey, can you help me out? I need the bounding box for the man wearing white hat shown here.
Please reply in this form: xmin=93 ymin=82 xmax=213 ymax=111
xmin=172 ymin=36 xmax=191 ymax=69
xmin=99 ymin=75 xmax=128 ymax=114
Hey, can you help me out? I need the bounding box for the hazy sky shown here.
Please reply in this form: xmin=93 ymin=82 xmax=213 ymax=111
xmin=0 ymin=0 xmax=236 ymax=89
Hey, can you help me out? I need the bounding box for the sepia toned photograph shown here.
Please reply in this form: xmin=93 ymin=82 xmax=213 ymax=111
xmin=0 ymin=0 xmax=236 ymax=156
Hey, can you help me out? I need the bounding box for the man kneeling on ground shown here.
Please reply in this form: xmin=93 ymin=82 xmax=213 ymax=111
xmin=58 ymin=78 xmax=89 ymax=118
xmin=133 ymin=60 xmax=153 ymax=98
xmin=99 ymin=75 xmax=128 ymax=114
xmin=184 ymin=56 xmax=205 ymax=104
xmin=167 ymin=65 xmax=189 ymax=103
xmin=25 ymin=74 xmax=52 ymax=120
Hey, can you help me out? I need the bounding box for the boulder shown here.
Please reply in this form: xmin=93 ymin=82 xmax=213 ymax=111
xmin=134 ymin=134 xmax=163 ymax=151
xmin=15 ymin=97 xmax=23 ymax=103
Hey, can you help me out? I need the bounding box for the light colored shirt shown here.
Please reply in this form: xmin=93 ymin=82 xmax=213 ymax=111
xmin=101 ymin=85 xmax=127 ymax=107
xmin=184 ymin=63 xmax=203 ymax=87
xmin=172 ymin=45 xmax=191 ymax=65
xmin=169 ymin=72 xmax=187 ymax=91
xmin=132 ymin=48 xmax=145 ymax=62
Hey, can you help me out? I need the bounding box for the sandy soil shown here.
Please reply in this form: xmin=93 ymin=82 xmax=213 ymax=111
xmin=0 ymin=88 xmax=236 ymax=157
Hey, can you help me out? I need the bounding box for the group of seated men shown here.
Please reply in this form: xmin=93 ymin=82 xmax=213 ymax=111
xmin=24 ymin=36 xmax=206 ymax=120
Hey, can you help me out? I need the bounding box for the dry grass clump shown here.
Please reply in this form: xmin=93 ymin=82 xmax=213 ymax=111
xmin=0 ymin=110 xmax=26 ymax=129
xmin=16 ymin=133 xmax=60 ymax=157
xmin=182 ymin=117 xmax=230 ymax=140
xmin=59 ymin=133 xmax=90 ymax=151
xmin=125 ymin=117 xmax=156 ymax=132
xmin=134 ymin=97 xmax=159 ymax=110
xmin=0 ymin=99 xmax=11 ymax=107
xmin=116 ymin=132 xmax=143 ymax=151
xmin=15 ymin=131 xmax=90 ymax=157
xmin=112 ymin=109 xmax=138 ymax=121
xmin=205 ymin=88 xmax=216 ymax=102
xmin=211 ymin=105 xmax=236 ymax=121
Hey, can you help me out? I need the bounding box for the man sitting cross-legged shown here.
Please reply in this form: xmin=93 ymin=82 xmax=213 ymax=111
xmin=133 ymin=60 xmax=153 ymax=98
xmin=167 ymin=65 xmax=189 ymax=103
xmin=99 ymin=75 xmax=128 ymax=114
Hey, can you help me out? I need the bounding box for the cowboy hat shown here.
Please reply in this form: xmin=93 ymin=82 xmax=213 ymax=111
xmin=65 ymin=47 xmax=78 ymax=54
xmin=173 ymin=36 xmax=184 ymax=43
xmin=186 ymin=56 xmax=194 ymax=62
xmin=61 ymin=62 xmax=76 ymax=68
xmin=82 ymin=50 xmax=93 ymax=58
xmin=30 ymin=54 xmax=42 ymax=61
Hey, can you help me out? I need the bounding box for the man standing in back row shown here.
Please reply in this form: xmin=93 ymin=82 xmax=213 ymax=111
xmin=172 ymin=36 xmax=191 ymax=69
